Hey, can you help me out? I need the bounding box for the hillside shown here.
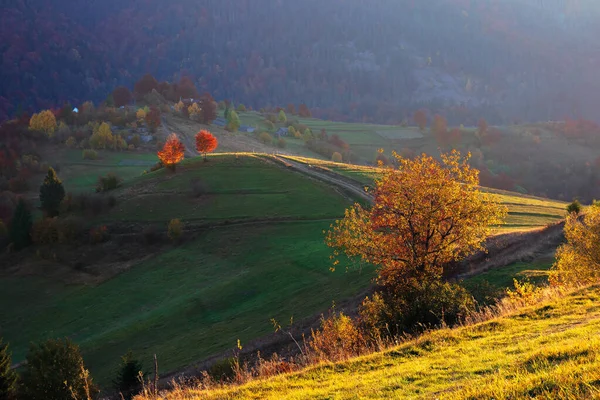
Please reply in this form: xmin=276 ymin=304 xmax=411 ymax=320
xmin=153 ymin=285 xmax=600 ymax=399
xmin=0 ymin=151 xmax=566 ymax=387
xmin=3 ymin=1 xmax=600 ymax=123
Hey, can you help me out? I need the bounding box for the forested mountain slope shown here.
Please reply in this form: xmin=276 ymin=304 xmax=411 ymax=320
xmin=2 ymin=0 xmax=599 ymax=124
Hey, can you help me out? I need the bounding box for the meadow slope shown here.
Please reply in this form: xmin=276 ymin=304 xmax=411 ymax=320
xmin=159 ymin=285 xmax=600 ymax=400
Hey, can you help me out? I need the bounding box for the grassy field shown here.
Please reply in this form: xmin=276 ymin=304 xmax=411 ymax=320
xmin=280 ymin=155 xmax=567 ymax=233
xmin=1 ymin=153 xmax=374 ymax=386
xmin=168 ymin=285 xmax=600 ymax=399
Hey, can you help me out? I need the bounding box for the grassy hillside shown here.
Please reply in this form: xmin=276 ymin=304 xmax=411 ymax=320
xmin=1 ymin=152 xmax=568 ymax=387
xmin=167 ymin=285 xmax=600 ymax=399
xmin=1 ymin=153 xmax=373 ymax=385
xmin=280 ymin=155 xmax=567 ymax=233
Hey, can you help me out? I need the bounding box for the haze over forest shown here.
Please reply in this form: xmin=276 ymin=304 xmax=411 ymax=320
xmin=2 ymin=0 xmax=600 ymax=124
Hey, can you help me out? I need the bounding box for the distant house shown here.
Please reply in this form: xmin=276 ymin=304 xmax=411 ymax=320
xmin=239 ymin=125 xmax=256 ymax=133
xmin=275 ymin=127 xmax=289 ymax=137
xmin=213 ymin=117 xmax=227 ymax=127
xmin=72 ymin=107 xmax=79 ymax=113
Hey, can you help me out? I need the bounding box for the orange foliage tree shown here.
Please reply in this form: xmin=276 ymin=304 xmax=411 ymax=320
xmin=327 ymin=151 xmax=506 ymax=284
xmin=413 ymin=109 xmax=427 ymax=131
xmin=158 ymin=133 xmax=185 ymax=171
xmin=195 ymin=130 xmax=218 ymax=161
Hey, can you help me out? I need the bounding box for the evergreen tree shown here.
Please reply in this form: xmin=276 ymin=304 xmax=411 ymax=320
xmin=0 ymin=338 xmax=18 ymax=400
xmin=21 ymin=338 xmax=98 ymax=400
xmin=39 ymin=168 xmax=65 ymax=217
xmin=113 ymin=351 xmax=143 ymax=399
xmin=226 ymin=110 xmax=241 ymax=132
xmin=9 ymin=199 xmax=32 ymax=250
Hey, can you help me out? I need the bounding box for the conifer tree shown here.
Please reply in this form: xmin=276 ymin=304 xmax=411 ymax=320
xmin=39 ymin=168 xmax=65 ymax=217
xmin=113 ymin=351 xmax=143 ymax=400
xmin=9 ymin=199 xmax=32 ymax=250
xmin=0 ymin=338 xmax=18 ymax=400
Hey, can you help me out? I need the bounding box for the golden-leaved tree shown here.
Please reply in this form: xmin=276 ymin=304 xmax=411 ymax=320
xmin=551 ymin=204 xmax=600 ymax=286
xmin=29 ymin=110 xmax=57 ymax=137
xmin=327 ymin=151 xmax=506 ymax=333
xmin=89 ymin=122 xmax=114 ymax=149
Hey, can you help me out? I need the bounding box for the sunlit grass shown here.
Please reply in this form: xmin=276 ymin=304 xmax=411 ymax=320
xmin=158 ymin=285 xmax=600 ymax=399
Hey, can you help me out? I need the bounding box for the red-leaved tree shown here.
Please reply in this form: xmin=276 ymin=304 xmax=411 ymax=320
xmin=145 ymin=106 xmax=161 ymax=132
xmin=158 ymin=133 xmax=185 ymax=171
xmin=134 ymin=74 xmax=159 ymax=99
xmin=413 ymin=110 xmax=427 ymax=131
xmin=195 ymin=130 xmax=218 ymax=161
xmin=112 ymin=86 xmax=132 ymax=107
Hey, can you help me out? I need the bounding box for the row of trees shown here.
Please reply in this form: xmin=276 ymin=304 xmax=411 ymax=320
xmin=0 ymin=337 xmax=143 ymax=400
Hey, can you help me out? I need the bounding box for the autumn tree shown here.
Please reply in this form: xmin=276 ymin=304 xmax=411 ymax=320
xmin=21 ymin=338 xmax=98 ymax=400
xmin=287 ymin=104 xmax=296 ymax=115
xmin=327 ymin=151 xmax=506 ymax=333
xmin=298 ymin=104 xmax=312 ymax=118
xmin=9 ymin=199 xmax=32 ymax=250
xmin=176 ymin=76 xmax=199 ymax=99
xmin=199 ymin=93 xmax=217 ymax=124
xmin=89 ymin=122 xmax=114 ymax=149
xmin=158 ymin=133 xmax=185 ymax=171
xmin=413 ymin=110 xmax=427 ymax=131
xmin=551 ymin=203 xmax=600 ymax=286
xmin=188 ymin=103 xmax=202 ymax=121
xmin=30 ymin=110 xmax=57 ymax=137
xmin=331 ymin=152 xmax=343 ymax=163
xmin=431 ymin=114 xmax=448 ymax=139
xmin=0 ymin=338 xmax=18 ymax=400
xmin=145 ymin=106 xmax=161 ymax=132
xmin=477 ymin=118 xmax=489 ymax=137
xmin=113 ymin=86 xmax=132 ymax=107
xmin=134 ymin=73 xmax=159 ymax=99
xmin=195 ymin=130 xmax=218 ymax=161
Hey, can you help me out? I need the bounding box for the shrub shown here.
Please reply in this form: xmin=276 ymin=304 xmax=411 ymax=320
xmin=265 ymin=114 xmax=277 ymax=123
xmin=310 ymin=312 xmax=368 ymax=362
xmin=8 ymin=175 xmax=29 ymax=193
xmin=96 ymin=173 xmax=122 ymax=193
xmin=277 ymin=138 xmax=286 ymax=149
xmin=237 ymin=104 xmax=246 ymax=112
xmin=263 ymin=120 xmax=275 ymax=131
xmin=360 ymin=280 xmax=475 ymax=338
xmin=31 ymin=218 xmax=60 ymax=245
xmin=208 ymin=358 xmax=237 ymax=382
xmin=168 ymin=219 xmax=183 ymax=243
xmin=82 ymin=149 xmax=99 ymax=160
xmin=113 ymin=351 xmax=143 ymax=400
xmin=130 ymin=134 xmax=141 ymax=148
xmin=259 ymin=132 xmax=273 ymax=145
xmin=331 ymin=152 xmax=343 ymax=163
xmin=90 ymin=225 xmax=109 ymax=244
xmin=21 ymin=338 xmax=98 ymax=400
xmin=39 ymin=168 xmax=65 ymax=217
xmin=149 ymin=162 xmax=163 ymax=173
xmin=128 ymin=144 xmax=135 ymax=151
xmin=567 ymin=199 xmax=582 ymax=214
xmin=141 ymin=225 xmax=161 ymax=245
xmin=65 ymin=136 xmax=77 ymax=148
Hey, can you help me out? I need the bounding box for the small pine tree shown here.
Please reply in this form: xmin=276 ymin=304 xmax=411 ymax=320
xmin=40 ymin=168 xmax=65 ymax=217
xmin=21 ymin=338 xmax=98 ymax=400
xmin=9 ymin=199 xmax=32 ymax=250
xmin=113 ymin=351 xmax=143 ymax=400
xmin=0 ymin=339 xmax=18 ymax=400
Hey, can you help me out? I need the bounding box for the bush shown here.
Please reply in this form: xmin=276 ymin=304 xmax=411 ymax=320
xmin=31 ymin=218 xmax=60 ymax=245
xmin=65 ymin=136 xmax=77 ymax=148
xmin=113 ymin=351 xmax=143 ymax=400
xmin=0 ymin=338 xmax=18 ymax=400
xmin=310 ymin=312 xmax=367 ymax=362
xmin=277 ymin=138 xmax=286 ymax=149
xmin=237 ymin=104 xmax=247 ymax=112
xmin=39 ymin=168 xmax=65 ymax=217
xmin=8 ymin=175 xmax=29 ymax=193
xmin=360 ymin=280 xmax=475 ymax=338
xmin=208 ymin=358 xmax=237 ymax=382
xmin=259 ymin=132 xmax=273 ymax=145
xmin=567 ymin=199 xmax=582 ymax=214
xmin=96 ymin=173 xmax=122 ymax=193
xmin=130 ymin=134 xmax=141 ymax=148
xmin=82 ymin=149 xmax=99 ymax=160
xmin=141 ymin=225 xmax=161 ymax=245
xmin=90 ymin=225 xmax=109 ymax=244
xmin=168 ymin=219 xmax=183 ymax=243
xmin=331 ymin=152 xmax=343 ymax=163
xmin=21 ymin=338 xmax=98 ymax=400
